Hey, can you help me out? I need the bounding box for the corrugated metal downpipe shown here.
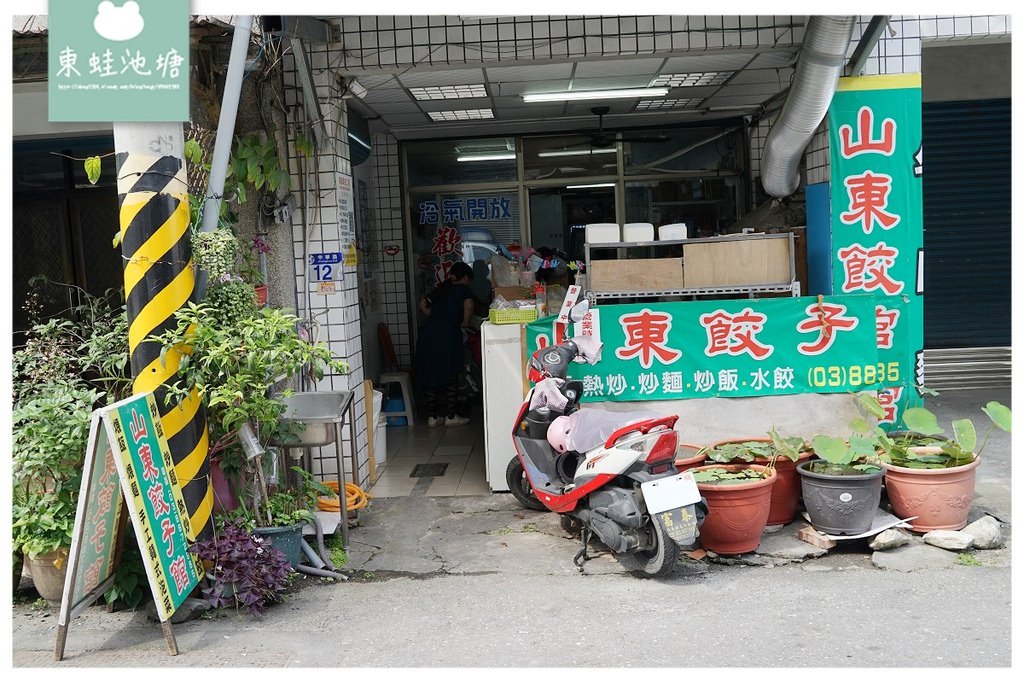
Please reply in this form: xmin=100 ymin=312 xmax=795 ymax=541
xmin=761 ymin=16 xmax=856 ymax=198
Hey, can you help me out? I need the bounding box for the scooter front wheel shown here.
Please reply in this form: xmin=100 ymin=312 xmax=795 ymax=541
xmin=505 ymin=457 xmax=547 ymax=511
xmin=617 ymin=518 xmax=679 ymax=578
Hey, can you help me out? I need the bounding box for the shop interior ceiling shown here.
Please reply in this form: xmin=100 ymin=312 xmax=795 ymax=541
xmin=329 ymin=16 xmax=809 ymax=144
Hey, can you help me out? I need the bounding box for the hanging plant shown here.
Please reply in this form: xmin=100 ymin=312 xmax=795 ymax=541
xmin=191 ymin=228 xmax=238 ymax=280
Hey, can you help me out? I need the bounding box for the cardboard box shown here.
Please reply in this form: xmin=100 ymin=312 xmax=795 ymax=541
xmin=588 ymin=257 xmax=685 ymax=292
xmin=493 ymin=286 xmax=532 ymax=302
xmin=683 ymin=235 xmax=791 ymax=288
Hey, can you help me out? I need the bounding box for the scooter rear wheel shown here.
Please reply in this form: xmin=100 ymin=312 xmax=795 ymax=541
xmin=506 ymin=457 xmax=547 ymax=511
xmin=618 ymin=518 xmax=679 ymax=578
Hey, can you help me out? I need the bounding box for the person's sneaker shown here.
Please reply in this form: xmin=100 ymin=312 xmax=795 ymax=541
xmin=445 ymin=415 xmax=470 ymax=427
xmin=427 ymin=416 xmax=444 ymax=427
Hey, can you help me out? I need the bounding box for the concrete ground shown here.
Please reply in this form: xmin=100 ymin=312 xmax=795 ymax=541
xmin=9 ymin=387 xmax=1014 ymax=670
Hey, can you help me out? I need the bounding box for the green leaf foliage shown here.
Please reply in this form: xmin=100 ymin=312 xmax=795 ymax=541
xmin=84 ymin=156 xmax=102 ymax=184
xmin=983 ymin=401 xmax=1012 ymax=433
xmin=903 ymin=407 xmax=944 ymax=436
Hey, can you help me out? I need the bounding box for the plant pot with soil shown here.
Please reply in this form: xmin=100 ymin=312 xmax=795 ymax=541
xmin=877 ymin=399 xmax=1011 ymax=532
xmin=703 ymin=434 xmax=812 ymax=526
xmin=674 ymin=442 xmax=707 ymax=473
xmin=690 ymin=464 xmax=777 ymax=555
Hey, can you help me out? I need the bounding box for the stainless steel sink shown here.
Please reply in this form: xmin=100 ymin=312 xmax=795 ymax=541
xmin=268 ymin=391 xmax=353 ymax=447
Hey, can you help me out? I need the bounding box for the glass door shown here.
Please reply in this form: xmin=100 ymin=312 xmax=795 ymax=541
xmin=528 ymin=185 xmax=616 ymax=263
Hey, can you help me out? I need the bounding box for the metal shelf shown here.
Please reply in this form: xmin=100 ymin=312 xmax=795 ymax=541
xmin=588 ymin=281 xmax=800 ymax=301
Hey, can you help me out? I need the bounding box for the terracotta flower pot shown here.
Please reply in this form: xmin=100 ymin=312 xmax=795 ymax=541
xmin=254 ymin=284 xmax=269 ymax=307
xmin=882 ymin=451 xmax=980 ymax=532
xmin=23 ymin=547 xmax=69 ymax=605
xmin=673 ymin=442 xmax=707 ymax=473
xmin=692 ymin=464 xmax=776 ymax=555
xmin=708 ymin=437 xmax=812 ymax=526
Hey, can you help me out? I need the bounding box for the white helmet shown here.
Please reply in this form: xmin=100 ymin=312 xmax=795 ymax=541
xmin=547 ymin=415 xmax=573 ymax=454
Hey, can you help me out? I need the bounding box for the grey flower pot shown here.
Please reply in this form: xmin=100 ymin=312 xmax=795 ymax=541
xmin=797 ymin=460 xmax=884 ymax=535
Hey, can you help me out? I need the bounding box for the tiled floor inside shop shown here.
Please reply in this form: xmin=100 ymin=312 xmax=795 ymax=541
xmin=368 ymin=415 xmax=489 ymax=498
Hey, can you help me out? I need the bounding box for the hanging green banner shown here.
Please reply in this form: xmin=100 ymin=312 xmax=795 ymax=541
xmin=526 ymin=294 xmax=905 ymax=402
xmin=828 ymin=74 xmax=924 ymax=427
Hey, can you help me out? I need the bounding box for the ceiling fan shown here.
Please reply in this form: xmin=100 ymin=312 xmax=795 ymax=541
xmin=566 ymin=106 xmax=672 ymax=149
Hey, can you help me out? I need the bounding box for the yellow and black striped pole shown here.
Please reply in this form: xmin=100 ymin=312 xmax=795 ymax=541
xmin=114 ymin=123 xmax=212 ymax=542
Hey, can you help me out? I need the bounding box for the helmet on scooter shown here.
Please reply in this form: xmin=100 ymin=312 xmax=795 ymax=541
xmin=547 ymin=415 xmax=572 ymax=454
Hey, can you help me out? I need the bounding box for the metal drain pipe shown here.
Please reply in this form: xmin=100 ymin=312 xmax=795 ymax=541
xmin=761 ymin=16 xmax=856 ymax=198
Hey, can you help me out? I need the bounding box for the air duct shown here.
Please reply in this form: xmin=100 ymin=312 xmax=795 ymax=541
xmin=760 ymin=16 xmax=856 ymax=198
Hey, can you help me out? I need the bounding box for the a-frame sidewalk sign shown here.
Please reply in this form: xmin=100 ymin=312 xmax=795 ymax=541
xmin=54 ymin=392 xmax=205 ymax=660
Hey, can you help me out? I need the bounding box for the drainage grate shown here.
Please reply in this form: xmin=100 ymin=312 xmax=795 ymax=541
xmin=410 ymin=463 xmax=448 ymax=478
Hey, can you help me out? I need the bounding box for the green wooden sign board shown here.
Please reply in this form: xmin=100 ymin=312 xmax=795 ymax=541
xmin=55 ymin=392 xmax=204 ymax=660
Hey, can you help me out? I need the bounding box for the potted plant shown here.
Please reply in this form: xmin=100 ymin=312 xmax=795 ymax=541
xmin=674 ymin=442 xmax=707 ymax=473
xmin=190 ymin=522 xmax=293 ymax=616
xmin=797 ymin=394 xmax=886 ymax=535
xmin=702 ymin=434 xmax=812 ymax=526
xmin=150 ymin=279 xmax=348 ymax=570
xmin=11 ymin=286 xmax=130 ymax=605
xmin=689 ymin=463 xmax=777 ymax=555
xmin=876 ymin=398 xmax=1011 ymax=532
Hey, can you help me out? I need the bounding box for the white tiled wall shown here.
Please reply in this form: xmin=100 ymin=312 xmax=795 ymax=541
xmin=282 ymin=45 xmax=370 ymax=489
xmin=371 ymin=134 xmax=412 ymax=369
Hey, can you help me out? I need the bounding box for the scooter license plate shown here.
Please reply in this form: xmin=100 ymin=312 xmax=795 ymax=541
xmin=640 ymin=471 xmax=701 ymax=514
xmin=654 ymin=505 xmax=700 ymax=546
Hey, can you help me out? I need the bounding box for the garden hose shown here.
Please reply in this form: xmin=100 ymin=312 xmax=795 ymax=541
xmin=318 ymin=480 xmax=372 ymax=512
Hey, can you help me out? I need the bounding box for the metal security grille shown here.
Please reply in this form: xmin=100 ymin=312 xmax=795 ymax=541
xmin=921 ymin=99 xmax=1011 ymax=349
xmin=921 ymin=98 xmax=1011 ymax=390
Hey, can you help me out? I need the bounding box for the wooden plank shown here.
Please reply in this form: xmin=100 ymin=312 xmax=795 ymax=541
xmin=683 ymin=235 xmax=792 ymax=288
xmin=589 ymin=257 xmax=685 ymax=291
xmin=797 ymin=525 xmax=837 ymax=550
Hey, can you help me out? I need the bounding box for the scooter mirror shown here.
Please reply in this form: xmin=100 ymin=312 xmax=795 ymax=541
xmin=568 ymin=300 xmax=590 ymax=323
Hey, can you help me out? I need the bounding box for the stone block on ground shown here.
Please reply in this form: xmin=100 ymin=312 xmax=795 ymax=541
xmin=962 ymin=516 xmax=1004 ymax=549
xmin=871 ymin=543 xmax=958 ymax=572
xmin=923 ymin=529 xmax=973 ymax=552
xmin=869 ymin=527 xmax=912 ymax=551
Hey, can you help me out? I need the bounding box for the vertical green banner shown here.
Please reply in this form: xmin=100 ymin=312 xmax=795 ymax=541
xmin=48 ymin=0 xmax=189 ymax=121
xmin=107 ymin=394 xmax=203 ymax=620
xmin=829 ymin=74 xmax=924 ymax=427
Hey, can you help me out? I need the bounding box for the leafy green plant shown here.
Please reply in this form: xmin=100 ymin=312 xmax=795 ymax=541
xmin=226 ymin=133 xmax=290 ymax=206
xmin=150 ymin=292 xmax=347 ymax=528
xmin=12 ymin=382 xmax=103 ymax=558
xmin=805 ymin=393 xmax=886 ymax=475
xmin=691 ymin=467 xmax=767 ymax=484
xmin=103 ymin=546 xmax=151 ymax=610
xmin=876 ymin=400 xmax=1012 ymax=469
xmin=192 ymin=227 xmax=239 ymax=281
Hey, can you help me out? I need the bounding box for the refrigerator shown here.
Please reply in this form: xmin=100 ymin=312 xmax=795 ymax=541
xmin=480 ymin=321 xmax=526 ymax=491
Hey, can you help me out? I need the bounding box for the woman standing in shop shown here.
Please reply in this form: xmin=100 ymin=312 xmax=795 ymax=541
xmin=414 ymin=261 xmax=476 ymax=427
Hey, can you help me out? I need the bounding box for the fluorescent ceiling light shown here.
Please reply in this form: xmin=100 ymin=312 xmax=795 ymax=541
xmin=522 ymin=87 xmax=669 ymax=103
xmin=428 ymin=108 xmax=494 ymax=121
xmin=409 ymin=84 xmax=488 ymax=100
xmin=538 ymin=147 xmax=617 ymax=158
xmin=566 ymin=182 xmax=615 ymax=189
xmin=456 ymin=153 xmax=516 ymax=162
xmin=348 ymin=131 xmax=371 ymax=150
